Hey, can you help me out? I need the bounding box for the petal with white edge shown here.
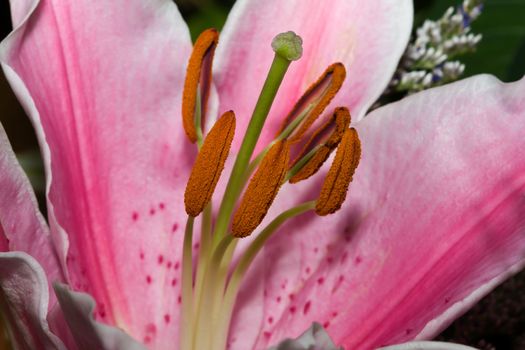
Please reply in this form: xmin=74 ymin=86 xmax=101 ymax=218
xmin=0 ymin=252 xmax=65 ymax=350
xmin=54 ymin=284 xmax=146 ymax=350
xmin=0 ymin=120 xmax=63 ymax=301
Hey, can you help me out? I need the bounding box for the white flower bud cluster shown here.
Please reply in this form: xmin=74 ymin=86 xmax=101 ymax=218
xmin=388 ymin=0 xmax=483 ymax=94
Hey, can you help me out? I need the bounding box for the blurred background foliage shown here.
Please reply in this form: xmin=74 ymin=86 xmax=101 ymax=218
xmin=0 ymin=0 xmax=524 ymax=349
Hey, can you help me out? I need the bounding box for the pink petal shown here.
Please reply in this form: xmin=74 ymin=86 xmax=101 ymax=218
xmin=214 ymin=0 xmax=412 ymax=151
xmin=0 ymin=252 xmax=65 ymax=349
xmin=230 ymin=75 xmax=525 ymax=349
xmin=0 ymin=121 xmax=63 ymax=294
xmin=1 ymin=0 xmax=192 ymax=347
xmin=53 ymin=284 xmax=147 ymax=350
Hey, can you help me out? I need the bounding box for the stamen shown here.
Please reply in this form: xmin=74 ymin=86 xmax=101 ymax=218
xmin=182 ymin=28 xmax=219 ymax=143
xmin=232 ymin=140 xmax=290 ymax=237
xmin=315 ymin=128 xmax=361 ymax=216
xmin=277 ymin=63 xmax=346 ymax=143
xmin=289 ymin=107 xmax=351 ymax=183
xmin=184 ymin=111 xmax=236 ymax=217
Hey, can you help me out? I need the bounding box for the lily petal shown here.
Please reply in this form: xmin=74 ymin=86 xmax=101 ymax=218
xmin=231 ymin=75 xmax=525 ymax=349
xmin=215 ymin=0 xmax=413 ymax=150
xmin=267 ymin=323 xmax=342 ymax=350
xmin=1 ymin=0 xmax=192 ymax=347
xmin=0 ymin=121 xmax=62 ymax=294
xmin=54 ymin=284 xmax=146 ymax=350
xmin=0 ymin=252 xmax=65 ymax=350
xmin=379 ymin=341 xmax=480 ymax=350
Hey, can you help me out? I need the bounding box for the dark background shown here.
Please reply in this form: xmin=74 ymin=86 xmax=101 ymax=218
xmin=0 ymin=0 xmax=524 ymax=349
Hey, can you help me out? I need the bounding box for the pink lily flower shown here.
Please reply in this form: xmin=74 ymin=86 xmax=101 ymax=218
xmin=0 ymin=0 xmax=524 ymax=349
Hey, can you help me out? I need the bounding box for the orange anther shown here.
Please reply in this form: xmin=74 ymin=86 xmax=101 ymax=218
xmin=315 ymin=128 xmax=361 ymax=216
xmin=185 ymin=111 xmax=235 ymax=216
xmin=278 ymin=63 xmax=346 ymax=143
xmin=182 ymin=28 xmax=219 ymax=143
xmin=289 ymin=107 xmax=351 ymax=183
xmin=232 ymin=140 xmax=290 ymax=237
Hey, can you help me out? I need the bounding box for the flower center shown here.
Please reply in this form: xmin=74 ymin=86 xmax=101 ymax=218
xmin=179 ymin=29 xmax=361 ymax=350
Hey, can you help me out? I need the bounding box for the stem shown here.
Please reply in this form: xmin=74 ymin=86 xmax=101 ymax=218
xmin=213 ymin=54 xmax=292 ymax=247
xmin=180 ymin=216 xmax=194 ymax=350
xmin=213 ymin=201 xmax=316 ymax=350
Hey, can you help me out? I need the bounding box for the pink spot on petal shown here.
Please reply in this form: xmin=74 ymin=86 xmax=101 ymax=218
xmin=171 ymin=278 xmax=177 ymax=287
xmin=132 ymin=212 xmax=139 ymax=221
xmin=167 ymin=261 xmax=172 ymax=268
xmin=323 ymin=321 xmax=330 ymax=328
xmin=317 ymin=277 xmax=325 ymax=285
xmin=268 ymin=317 xmax=273 ymax=324
xmin=159 ymin=203 xmax=165 ymax=210
xmin=172 ymin=223 xmax=179 ymax=233
xmin=164 ymin=314 xmax=170 ymax=324
xmin=158 ymin=255 xmax=164 ymax=264
xmin=289 ymin=306 xmax=296 ymax=314
xmin=150 ymin=208 xmax=156 ymax=216
xmin=355 ymin=256 xmax=362 ymax=265
xmin=264 ymin=332 xmax=272 ymax=339
xmin=303 ymin=301 xmax=311 ymax=315
xmin=146 ymin=275 xmax=152 ymax=284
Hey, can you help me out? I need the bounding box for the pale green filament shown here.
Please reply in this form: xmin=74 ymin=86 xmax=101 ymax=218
xmin=193 ymin=235 xmax=234 ymax=350
xmin=191 ymin=203 xmax=213 ymax=334
xmin=214 ymin=201 xmax=316 ymax=350
xmin=285 ymin=144 xmax=321 ymax=182
xmin=194 ymin=90 xmax=203 ymax=147
xmin=180 ymin=216 xmax=194 ymax=350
